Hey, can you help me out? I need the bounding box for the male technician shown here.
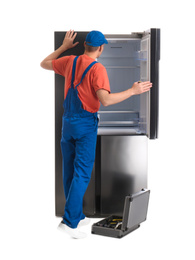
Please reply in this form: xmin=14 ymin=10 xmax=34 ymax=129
xmin=40 ymin=30 xmax=152 ymax=239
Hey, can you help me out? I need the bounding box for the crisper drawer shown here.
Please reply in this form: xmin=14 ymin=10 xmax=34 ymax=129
xmin=98 ymin=111 xmax=139 ymax=127
xmin=97 ymin=111 xmax=144 ymax=135
xmin=97 ymin=127 xmax=142 ymax=135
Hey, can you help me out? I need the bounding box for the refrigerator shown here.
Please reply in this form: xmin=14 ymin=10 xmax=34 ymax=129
xmin=54 ymin=28 xmax=160 ymax=218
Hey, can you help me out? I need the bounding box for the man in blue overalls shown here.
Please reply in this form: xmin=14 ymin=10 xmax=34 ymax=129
xmin=41 ymin=30 xmax=152 ymax=239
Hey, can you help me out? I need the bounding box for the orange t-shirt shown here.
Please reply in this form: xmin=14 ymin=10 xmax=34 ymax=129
xmin=52 ymin=54 xmax=111 ymax=113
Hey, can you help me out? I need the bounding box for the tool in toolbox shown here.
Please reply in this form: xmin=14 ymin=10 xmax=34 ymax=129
xmin=91 ymin=189 xmax=150 ymax=238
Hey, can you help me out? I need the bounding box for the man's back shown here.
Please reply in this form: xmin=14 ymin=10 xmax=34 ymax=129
xmin=52 ymin=54 xmax=110 ymax=112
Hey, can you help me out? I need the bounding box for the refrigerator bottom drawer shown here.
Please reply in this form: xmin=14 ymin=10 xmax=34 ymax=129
xmin=91 ymin=215 xmax=140 ymax=238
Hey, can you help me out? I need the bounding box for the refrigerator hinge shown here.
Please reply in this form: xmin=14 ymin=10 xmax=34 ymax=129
xmin=131 ymin=32 xmax=144 ymax=38
xmin=131 ymin=30 xmax=151 ymax=38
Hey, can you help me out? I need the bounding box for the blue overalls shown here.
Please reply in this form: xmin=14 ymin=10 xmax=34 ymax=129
xmin=61 ymin=56 xmax=98 ymax=228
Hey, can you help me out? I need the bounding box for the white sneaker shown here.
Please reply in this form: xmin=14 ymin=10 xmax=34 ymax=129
xmin=78 ymin=217 xmax=91 ymax=227
xmin=57 ymin=222 xmax=87 ymax=239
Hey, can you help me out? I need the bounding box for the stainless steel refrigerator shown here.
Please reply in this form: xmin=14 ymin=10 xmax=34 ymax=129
xmin=54 ymin=28 xmax=160 ymax=217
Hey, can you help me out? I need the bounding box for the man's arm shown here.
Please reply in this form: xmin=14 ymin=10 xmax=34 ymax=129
xmin=40 ymin=30 xmax=79 ymax=70
xmin=96 ymin=81 xmax=152 ymax=106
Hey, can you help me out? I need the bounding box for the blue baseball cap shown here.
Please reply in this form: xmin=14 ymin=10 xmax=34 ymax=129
xmin=85 ymin=30 xmax=108 ymax=47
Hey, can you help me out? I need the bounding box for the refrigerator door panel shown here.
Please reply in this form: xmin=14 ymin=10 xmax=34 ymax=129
xmin=139 ymin=34 xmax=151 ymax=137
xmin=150 ymin=28 xmax=160 ymax=139
xmin=139 ymin=28 xmax=160 ymax=139
xmin=100 ymin=136 xmax=148 ymax=216
xmin=54 ymin=31 xmax=88 ymax=57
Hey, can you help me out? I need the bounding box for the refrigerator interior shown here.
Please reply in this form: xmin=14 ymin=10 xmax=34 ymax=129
xmin=97 ymin=36 xmax=150 ymax=136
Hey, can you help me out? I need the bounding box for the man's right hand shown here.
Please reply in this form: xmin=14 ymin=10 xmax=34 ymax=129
xmin=131 ymin=81 xmax=152 ymax=95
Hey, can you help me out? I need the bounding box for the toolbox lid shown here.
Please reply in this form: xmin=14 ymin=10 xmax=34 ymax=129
xmin=121 ymin=189 xmax=150 ymax=231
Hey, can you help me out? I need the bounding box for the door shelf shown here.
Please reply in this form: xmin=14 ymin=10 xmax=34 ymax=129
xmin=136 ymin=51 xmax=147 ymax=61
xmin=98 ymin=120 xmax=139 ymax=127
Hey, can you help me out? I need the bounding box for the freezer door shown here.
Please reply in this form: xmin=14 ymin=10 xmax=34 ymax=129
xmin=100 ymin=136 xmax=148 ymax=216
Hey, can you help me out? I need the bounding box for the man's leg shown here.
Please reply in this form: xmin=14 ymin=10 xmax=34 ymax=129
xmin=60 ymin=136 xmax=75 ymax=200
xmin=63 ymin=130 xmax=97 ymax=228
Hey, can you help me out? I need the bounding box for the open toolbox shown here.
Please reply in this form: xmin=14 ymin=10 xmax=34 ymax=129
xmin=91 ymin=189 xmax=150 ymax=238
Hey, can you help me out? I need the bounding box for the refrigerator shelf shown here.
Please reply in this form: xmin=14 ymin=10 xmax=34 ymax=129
xmin=97 ymin=127 xmax=144 ymax=135
xmin=98 ymin=111 xmax=139 ymax=114
xmin=98 ymin=120 xmax=139 ymax=127
xmin=98 ymin=56 xmax=139 ymax=59
xmin=105 ymin=66 xmax=140 ymax=69
xmin=106 ymin=38 xmax=141 ymax=42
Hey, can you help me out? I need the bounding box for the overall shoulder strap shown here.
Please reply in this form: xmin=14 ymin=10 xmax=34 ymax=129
xmin=75 ymin=60 xmax=97 ymax=89
xmin=71 ymin=56 xmax=79 ymax=88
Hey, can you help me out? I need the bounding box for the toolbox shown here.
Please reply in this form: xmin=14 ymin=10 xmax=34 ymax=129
xmin=91 ymin=189 xmax=150 ymax=238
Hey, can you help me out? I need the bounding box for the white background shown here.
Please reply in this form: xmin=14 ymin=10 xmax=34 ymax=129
xmin=1 ymin=0 xmax=195 ymax=259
